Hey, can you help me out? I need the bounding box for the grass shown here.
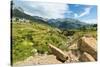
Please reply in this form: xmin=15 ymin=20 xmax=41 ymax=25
xmin=12 ymin=21 xmax=97 ymax=64
xmin=12 ymin=22 xmax=67 ymax=63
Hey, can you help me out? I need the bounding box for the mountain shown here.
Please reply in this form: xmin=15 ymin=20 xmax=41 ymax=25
xmin=12 ymin=6 xmax=88 ymax=30
xmin=12 ymin=7 xmax=48 ymax=24
xmin=48 ymin=18 xmax=87 ymax=29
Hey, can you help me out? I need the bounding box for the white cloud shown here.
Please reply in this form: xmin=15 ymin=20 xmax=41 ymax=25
xmin=16 ymin=2 xmax=69 ymax=19
xmin=74 ymin=7 xmax=92 ymax=18
xmin=74 ymin=13 xmax=78 ymax=18
xmin=81 ymin=19 xmax=97 ymax=24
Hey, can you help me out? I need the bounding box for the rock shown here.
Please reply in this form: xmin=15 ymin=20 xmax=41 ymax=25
xmin=64 ymin=50 xmax=80 ymax=63
xmin=48 ymin=44 xmax=68 ymax=62
xmin=79 ymin=52 xmax=95 ymax=62
xmin=78 ymin=36 xmax=97 ymax=60
xmin=68 ymin=43 xmax=78 ymax=50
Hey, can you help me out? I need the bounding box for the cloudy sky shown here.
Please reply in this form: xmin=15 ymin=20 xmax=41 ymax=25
xmin=13 ymin=0 xmax=97 ymax=24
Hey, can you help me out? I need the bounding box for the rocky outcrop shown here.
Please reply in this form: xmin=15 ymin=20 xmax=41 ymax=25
xmin=49 ymin=36 xmax=97 ymax=63
xmin=48 ymin=44 xmax=68 ymax=62
xmin=64 ymin=50 xmax=80 ymax=63
xmin=78 ymin=36 xmax=97 ymax=60
xmin=79 ymin=52 xmax=95 ymax=62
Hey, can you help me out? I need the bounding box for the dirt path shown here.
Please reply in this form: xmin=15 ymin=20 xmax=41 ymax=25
xmin=14 ymin=55 xmax=62 ymax=66
xmin=14 ymin=50 xmax=80 ymax=66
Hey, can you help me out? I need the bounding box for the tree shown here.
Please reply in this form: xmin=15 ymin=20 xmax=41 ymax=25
xmin=80 ymin=26 xmax=87 ymax=31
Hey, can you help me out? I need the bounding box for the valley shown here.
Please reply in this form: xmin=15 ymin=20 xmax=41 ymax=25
xmin=11 ymin=5 xmax=97 ymax=65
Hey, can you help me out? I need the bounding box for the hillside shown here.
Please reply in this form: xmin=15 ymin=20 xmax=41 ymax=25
xmin=48 ymin=18 xmax=87 ymax=29
xmin=11 ymin=6 xmax=97 ymax=65
xmin=12 ymin=21 xmax=68 ymax=63
xmin=12 ymin=8 xmax=48 ymax=24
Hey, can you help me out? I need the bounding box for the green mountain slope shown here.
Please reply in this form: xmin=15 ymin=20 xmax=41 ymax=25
xmin=12 ymin=8 xmax=48 ymax=24
xmin=12 ymin=21 xmax=67 ymax=63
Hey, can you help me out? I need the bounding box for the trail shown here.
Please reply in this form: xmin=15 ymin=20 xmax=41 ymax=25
xmin=14 ymin=50 xmax=80 ymax=66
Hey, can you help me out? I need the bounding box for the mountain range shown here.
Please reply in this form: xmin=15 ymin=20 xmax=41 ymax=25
xmin=12 ymin=6 xmax=93 ymax=30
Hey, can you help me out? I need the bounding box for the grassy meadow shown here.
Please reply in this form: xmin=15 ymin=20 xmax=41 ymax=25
xmin=12 ymin=21 xmax=97 ymax=63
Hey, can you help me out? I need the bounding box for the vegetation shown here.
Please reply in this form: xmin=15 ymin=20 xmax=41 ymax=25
xmin=11 ymin=4 xmax=97 ymax=65
xmin=12 ymin=20 xmax=97 ymax=64
xmin=12 ymin=21 xmax=67 ymax=63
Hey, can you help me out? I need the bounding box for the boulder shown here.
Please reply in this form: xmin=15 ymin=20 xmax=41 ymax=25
xmin=78 ymin=36 xmax=97 ymax=60
xmin=48 ymin=44 xmax=68 ymax=62
xmin=79 ymin=52 xmax=95 ymax=62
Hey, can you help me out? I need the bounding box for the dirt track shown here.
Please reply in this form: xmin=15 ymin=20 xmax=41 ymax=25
xmin=14 ymin=50 xmax=80 ymax=66
xmin=14 ymin=55 xmax=62 ymax=66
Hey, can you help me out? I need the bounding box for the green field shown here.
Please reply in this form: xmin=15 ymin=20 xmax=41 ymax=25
xmin=12 ymin=22 xmax=68 ymax=63
xmin=12 ymin=21 xmax=97 ymax=63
